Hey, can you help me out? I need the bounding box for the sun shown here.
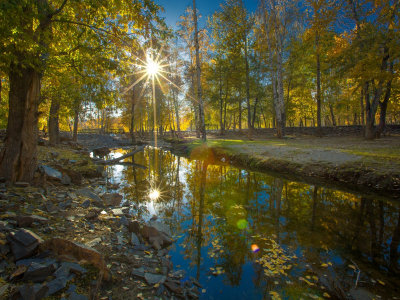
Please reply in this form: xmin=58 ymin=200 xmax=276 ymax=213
xmin=149 ymin=190 xmax=160 ymax=200
xmin=146 ymin=59 xmax=160 ymax=76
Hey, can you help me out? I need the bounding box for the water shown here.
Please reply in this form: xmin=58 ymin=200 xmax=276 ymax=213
xmin=104 ymin=147 xmax=400 ymax=300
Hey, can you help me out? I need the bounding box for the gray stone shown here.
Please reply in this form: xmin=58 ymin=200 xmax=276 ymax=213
xmin=16 ymin=258 xmax=57 ymax=268
xmin=85 ymin=212 xmax=98 ymax=221
xmin=85 ymin=238 xmax=101 ymax=247
xmin=45 ymin=277 xmax=68 ymax=296
xmin=66 ymin=284 xmax=77 ymax=294
xmin=164 ymin=281 xmax=183 ymax=294
xmin=131 ymin=267 xmax=145 ymax=278
xmin=130 ymin=233 xmax=140 ymax=246
xmin=75 ymin=187 xmax=102 ymax=202
xmin=0 ymin=284 xmax=9 ymax=296
xmin=61 ymin=262 xmax=87 ymax=275
xmin=120 ymin=215 xmax=129 ymax=226
xmin=17 ymin=216 xmax=34 ymax=228
xmin=19 ymin=283 xmax=49 ymax=300
xmin=101 ymin=193 xmax=123 ymax=206
xmin=39 ymin=165 xmax=62 ymax=181
xmin=147 ymin=221 xmax=172 ymax=237
xmin=128 ymin=220 xmax=140 ymax=234
xmin=22 ymin=262 xmax=57 ymax=282
xmin=7 ymin=229 xmax=43 ymax=261
xmin=53 ymin=265 xmax=70 ymax=278
xmin=12 ymin=228 xmax=43 ymax=247
xmin=111 ymin=208 xmax=124 ymax=217
xmin=14 ymin=182 xmax=30 ymax=187
xmin=69 ymin=291 xmax=88 ymax=300
xmin=145 ymin=273 xmax=166 ymax=285
xmin=62 ymin=173 xmax=72 ymax=185
xmin=45 ymin=202 xmax=59 ymax=213
xmin=190 ymin=276 xmax=203 ymax=288
xmin=81 ymin=199 xmax=91 ymax=208
xmin=30 ymin=215 xmax=50 ymax=224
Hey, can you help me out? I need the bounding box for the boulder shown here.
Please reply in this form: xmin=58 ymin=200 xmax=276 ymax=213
xmin=101 ymin=193 xmax=123 ymax=207
xmin=40 ymin=238 xmax=111 ymax=281
xmin=7 ymin=229 xmax=43 ymax=261
xmin=141 ymin=221 xmax=173 ymax=247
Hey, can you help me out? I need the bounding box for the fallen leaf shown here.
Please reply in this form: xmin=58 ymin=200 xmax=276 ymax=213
xmin=377 ymin=279 xmax=385 ymax=285
xmin=323 ymin=292 xmax=330 ymax=298
xmin=202 ymin=289 xmax=206 ymax=293
xmin=321 ymin=263 xmax=328 ymax=267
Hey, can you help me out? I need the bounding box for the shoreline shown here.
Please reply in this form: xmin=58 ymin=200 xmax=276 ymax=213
xmin=165 ymin=137 xmax=400 ymax=201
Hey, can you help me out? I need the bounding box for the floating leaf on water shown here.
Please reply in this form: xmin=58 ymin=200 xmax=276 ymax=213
xmin=202 ymin=289 xmax=206 ymax=293
xmin=274 ymin=281 xmax=279 ymax=285
xmin=328 ymin=262 xmax=332 ymax=266
xmin=371 ymin=279 xmax=376 ymax=283
xmin=323 ymin=292 xmax=330 ymax=298
xmin=349 ymin=265 xmax=357 ymax=270
xmin=299 ymin=277 xmax=305 ymax=281
xmin=321 ymin=263 xmax=328 ymax=267
xmin=306 ymin=276 xmax=311 ymax=279
xmin=377 ymin=279 xmax=385 ymax=285
xmin=313 ymin=276 xmax=318 ymax=281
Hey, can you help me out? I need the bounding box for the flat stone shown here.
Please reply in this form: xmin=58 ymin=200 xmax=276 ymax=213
xmin=45 ymin=202 xmax=59 ymax=213
xmin=62 ymin=173 xmax=72 ymax=185
xmin=61 ymin=262 xmax=87 ymax=275
xmin=145 ymin=273 xmax=166 ymax=285
xmin=120 ymin=215 xmax=129 ymax=226
xmin=0 ymin=284 xmax=9 ymax=296
xmin=131 ymin=267 xmax=145 ymax=278
xmin=12 ymin=229 xmax=43 ymax=247
xmin=7 ymin=229 xmax=43 ymax=261
xmin=17 ymin=216 xmax=34 ymax=228
xmin=45 ymin=277 xmax=68 ymax=296
xmin=101 ymin=193 xmax=123 ymax=207
xmin=164 ymin=281 xmax=183 ymax=294
xmin=147 ymin=221 xmax=172 ymax=237
xmin=130 ymin=233 xmax=140 ymax=246
xmin=190 ymin=276 xmax=203 ymax=288
xmin=111 ymin=208 xmax=124 ymax=217
xmin=9 ymin=265 xmax=27 ymax=280
xmin=66 ymin=284 xmax=77 ymax=294
xmin=30 ymin=215 xmax=50 ymax=224
xmin=14 ymin=182 xmax=30 ymax=187
xmin=53 ymin=265 xmax=70 ymax=278
xmin=22 ymin=262 xmax=57 ymax=282
xmin=81 ymin=199 xmax=91 ymax=208
xmin=39 ymin=165 xmax=62 ymax=181
xmin=85 ymin=212 xmax=97 ymax=221
xmin=75 ymin=187 xmax=102 ymax=202
xmin=16 ymin=258 xmax=57 ymax=268
xmin=19 ymin=284 xmax=48 ymax=299
xmin=128 ymin=220 xmax=140 ymax=234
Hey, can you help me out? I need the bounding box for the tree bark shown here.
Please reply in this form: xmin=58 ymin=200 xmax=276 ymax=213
xmin=73 ymin=103 xmax=79 ymax=142
xmin=0 ymin=63 xmax=40 ymax=182
xmin=252 ymin=97 xmax=258 ymax=129
xmin=360 ymin=88 xmax=365 ymax=125
xmin=244 ymin=36 xmax=252 ymax=131
xmin=316 ymin=34 xmax=322 ymax=137
xmin=192 ymin=0 xmax=206 ymax=141
xmin=376 ymin=61 xmax=393 ymax=138
xmin=329 ymin=104 xmax=336 ymax=126
xmin=48 ymin=97 xmax=60 ymax=145
xmin=130 ymin=91 xmax=137 ymax=143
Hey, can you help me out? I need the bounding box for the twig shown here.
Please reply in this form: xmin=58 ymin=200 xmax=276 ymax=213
xmin=355 ymin=270 xmax=361 ymax=290
xmin=350 ymin=259 xmax=360 ymax=271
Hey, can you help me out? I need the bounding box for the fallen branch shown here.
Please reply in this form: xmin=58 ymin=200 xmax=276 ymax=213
xmin=96 ymin=145 xmax=146 ymax=165
xmin=103 ymin=162 xmax=147 ymax=169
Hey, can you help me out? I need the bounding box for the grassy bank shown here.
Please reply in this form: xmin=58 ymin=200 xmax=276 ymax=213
xmin=164 ymin=136 xmax=400 ymax=201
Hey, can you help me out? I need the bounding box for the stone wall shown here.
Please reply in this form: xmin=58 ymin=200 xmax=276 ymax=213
xmin=254 ymin=125 xmax=400 ymax=137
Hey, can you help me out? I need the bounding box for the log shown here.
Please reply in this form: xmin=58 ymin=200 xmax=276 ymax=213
xmin=102 ymin=162 xmax=147 ymax=169
xmin=96 ymin=145 xmax=146 ymax=165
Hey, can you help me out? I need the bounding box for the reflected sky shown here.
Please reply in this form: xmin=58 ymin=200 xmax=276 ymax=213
xmin=104 ymin=147 xmax=400 ymax=300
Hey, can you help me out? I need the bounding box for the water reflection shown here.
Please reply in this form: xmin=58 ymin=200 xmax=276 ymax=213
xmin=107 ymin=147 xmax=400 ymax=299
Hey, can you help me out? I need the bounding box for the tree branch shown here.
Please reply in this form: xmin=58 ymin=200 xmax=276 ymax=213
xmin=51 ymin=0 xmax=68 ymax=17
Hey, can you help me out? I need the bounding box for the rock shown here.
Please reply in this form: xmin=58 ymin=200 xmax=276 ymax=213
xmin=62 ymin=173 xmax=72 ymax=185
xmin=0 ymin=193 xmax=9 ymax=200
xmin=141 ymin=221 xmax=173 ymax=247
xmin=80 ymin=169 xmax=102 ymax=179
xmin=16 ymin=258 xmax=57 ymax=268
xmin=101 ymin=193 xmax=123 ymax=207
xmin=66 ymin=284 xmax=77 ymax=294
xmin=156 ymin=283 xmax=165 ymax=296
xmin=22 ymin=262 xmax=57 ymax=282
xmin=190 ymin=276 xmax=203 ymax=288
xmin=145 ymin=273 xmax=166 ymax=285
xmin=81 ymin=200 xmax=91 ymax=208
xmin=147 ymin=221 xmax=172 ymax=237
xmin=128 ymin=220 xmax=140 ymax=234
xmin=30 ymin=215 xmax=49 ymax=224
xmin=64 ymin=169 xmax=84 ymax=186
xmin=17 ymin=216 xmax=34 ymax=228
xmin=130 ymin=233 xmax=140 ymax=246
xmin=69 ymin=292 xmax=89 ymax=300
xmin=53 ymin=265 xmax=70 ymax=278
xmin=131 ymin=267 xmax=145 ymax=278
xmin=111 ymin=208 xmax=124 ymax=217
xmin=39 ymin=165 xmax=63 ymax=181
xmin=75 ymin=187 xmax=102 ymax=202
xmin=172 ymin=270 xmax=186 ymax=278
xmin=14 ymin=182 xmax=30 ymax=187
xmin=7 ymin=229 xmax=43 ymax=261
xmin=85 ymin=212 xmax=98 ymax=221
xmin=164 ymin=281 xmax=183 ymax=294
xmin=45 ymin=277 xmax=68 ymax=296
xmin=19 ymin=284 xmax=49 ymax=300
xmin=61 ymin=262 xmax=87 ymax=275
xmin=0 ymin=284 xmax=9 ymax=297
xmin=9 ymin=265 xmax=27 ymax=280
xmin=45 ymin=202 xmax=59 ymax=213
xmin=40 ymin=238 xmax=111 ymax=281
xmin=120 ymin=215 xmax=129 ymax=226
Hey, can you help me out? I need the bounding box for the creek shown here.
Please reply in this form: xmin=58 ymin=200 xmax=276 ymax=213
xmin=103 ymin=147 xmax=400 ymax=300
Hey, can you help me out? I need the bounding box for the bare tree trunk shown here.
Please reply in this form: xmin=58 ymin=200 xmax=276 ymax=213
xmin=130 ymin=92 xmax=137 ymax=143
xmin=316 ymin=34 xmax=322 ymax=137
xmin=73 ymin=103 xmax=79 ymax=142
xmin=193 ymin=0 xmax=206 ymax=141
xmin=360 ymin=88 xmax=365 ymax=125
xmin=0 ymin=64 xmax=40 ymax=182
xmin=252 ymin=97 xmax=258 ymax=129
xmin=219 ymin=68 xmax=223 ymax=135
xmin=376 ymin=61 xmax=393 ymax=138
xmin=48 ymin=97 xmax=60 ymax=145
xmin=244 ymin=36 xmax=252 ymax=131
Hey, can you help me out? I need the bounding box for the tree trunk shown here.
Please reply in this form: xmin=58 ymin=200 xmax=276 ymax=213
xmin=376 ymin=61 xmax=393 ymax=138
xmin=73 ymin=103 xmax=79 ymax=142
xmin=48 ymin=97 xmax=60 ymax=145
xmin=130 ymin=93 xmax=137 ymax=143
xmin=0 ymin=64 xmax=40 ymax=182
xmin=219 ymin=68 xmax=223 ymax=135
xmin=192 ymin=0 xmax=206 ymax=141
xmin=360 ymin=88 xmax=365 ymax=125
xmin=316 ymin=34 xmax=322 ymax=137
xmin=329 ymin=104 xmax=336 ymax=126
xmin=244 ymin=36 xmax=252 ymax=131
xmin=252 ymin=97 xmax=258 ymax=129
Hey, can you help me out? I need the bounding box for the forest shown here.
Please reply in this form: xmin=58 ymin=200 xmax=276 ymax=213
xmin=0 ymin=0 xmax=399 ymax=182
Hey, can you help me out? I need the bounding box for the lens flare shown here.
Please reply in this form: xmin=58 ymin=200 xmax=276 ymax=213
xmin=237 ymin=219 xmax=248 ymax=230
xmin=149 ymin=190 xmax=160 ymax=200
xmin=147 ymin=60 xmax=159 ymax=76
xmin=251 ymin=244 xmax=260 ymax=253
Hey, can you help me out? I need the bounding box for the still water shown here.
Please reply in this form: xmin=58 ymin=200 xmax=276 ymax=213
xmin=105 ymin=147 xmax=399 ymax=300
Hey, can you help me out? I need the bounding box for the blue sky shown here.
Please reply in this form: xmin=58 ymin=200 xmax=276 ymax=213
xmin=155 ymin=0 xmax=259 ymax=29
